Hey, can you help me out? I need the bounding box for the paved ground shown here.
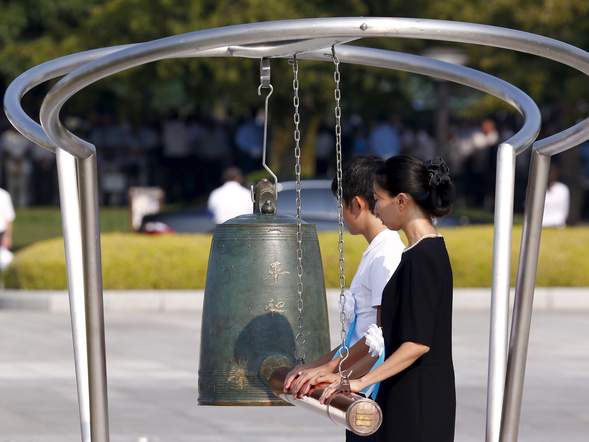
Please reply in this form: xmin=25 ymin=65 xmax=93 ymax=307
xmin=0 ymin=308 xmax=587 ymax=441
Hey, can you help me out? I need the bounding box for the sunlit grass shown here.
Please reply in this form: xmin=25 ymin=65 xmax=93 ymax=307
xmin=6 ymin=226 xmax=589 ymax=289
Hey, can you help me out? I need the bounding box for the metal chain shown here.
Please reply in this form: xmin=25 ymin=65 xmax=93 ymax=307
xmin=332 ymin=46 xmax=349 ymax=375
xmin=291 ymin=55 xmax=306 ymax=364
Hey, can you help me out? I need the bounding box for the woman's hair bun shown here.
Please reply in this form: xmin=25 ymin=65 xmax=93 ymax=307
xmin=425 ymin=157 xmax=451 ymax=188
xmin=424 ymin=157 xmax=454 ymax=217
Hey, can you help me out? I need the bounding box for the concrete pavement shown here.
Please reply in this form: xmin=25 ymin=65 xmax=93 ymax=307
xmin=0 ymin=304 xmax=587 ymax=441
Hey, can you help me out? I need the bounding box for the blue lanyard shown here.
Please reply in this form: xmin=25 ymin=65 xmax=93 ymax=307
xmin=334 ymin=313 xmax=383 ymax=400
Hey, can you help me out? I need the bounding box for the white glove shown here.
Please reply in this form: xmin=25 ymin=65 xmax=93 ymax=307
xmin=364 ymin=324 xmax=384 ymax=358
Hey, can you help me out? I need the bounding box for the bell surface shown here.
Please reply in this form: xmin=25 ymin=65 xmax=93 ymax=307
xmin=198 ymin=213 xmax=331 ymax=405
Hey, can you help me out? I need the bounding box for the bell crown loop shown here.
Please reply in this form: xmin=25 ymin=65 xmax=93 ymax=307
xmin=252 ymin=178 xmax=277 ymax=215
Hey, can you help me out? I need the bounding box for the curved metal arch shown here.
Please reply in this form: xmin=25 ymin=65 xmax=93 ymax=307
xmin=4 ymin=42 xmax=541 ymax=162
xmin=5 ymin=16 xmax=589 ymax=442
xmin=3 ymin=44 xmax=136 ymax=442
xmin=4 ymin=45 xmax=133 ymax=152
xmin=2 ymin=38 xmax=356 ymax=151
xmin=6 ymin=38 xmax=541 ymax=442
xmin=36 ymin=18 xmax=589 ymax=442
xmin=4 ymin=40 xmax=541 ymax=442
xmin=38 ymin=17 xmax=589 ymax=159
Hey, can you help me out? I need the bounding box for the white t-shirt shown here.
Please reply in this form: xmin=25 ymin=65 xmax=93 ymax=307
xmin=207 ymin=181 xmax=252 ymax=224
xmin=543 ymin=181 xmax=570 ymax=227
xmin=346 ymin=229 xmax=405 ymax=345
xmin=0 ymin=188 xmax=16 ymax=233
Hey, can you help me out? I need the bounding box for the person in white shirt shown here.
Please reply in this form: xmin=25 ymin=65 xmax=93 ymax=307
xmin=1 ymin=129 xmax=32 ymax=207
xmin=542 ymin=164 xmax=570 ymax=227
xmin=284 ymin=156 xmax=405 ymax=442
xmin=207 ymin=167 xmax=252 ymax=224
xmin=0 ymin=188 xmax=15 ymax=250
xmin=0 ymin=188 xmax=16 ymax=270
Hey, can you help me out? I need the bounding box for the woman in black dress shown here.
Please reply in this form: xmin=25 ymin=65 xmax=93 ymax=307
xmin=319 ymin=155 xmax=456 ymax=442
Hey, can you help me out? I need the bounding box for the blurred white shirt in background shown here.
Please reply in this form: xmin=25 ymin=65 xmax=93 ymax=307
xmin=543 ymin=181 xmax=570 ymax=227
xmin=207 ymin=181 xmax=252 ymax=224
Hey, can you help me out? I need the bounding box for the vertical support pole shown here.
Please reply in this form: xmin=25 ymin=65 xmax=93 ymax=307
xmin=56 ymin=149 xmax=91 ymax=441
xmin=78 ymin=154 xmax=110 ymax=442
xmin=486 ymin=143 xmax=516 ymax=442
xmin=499 ymin=151 xmax=551 ymax=442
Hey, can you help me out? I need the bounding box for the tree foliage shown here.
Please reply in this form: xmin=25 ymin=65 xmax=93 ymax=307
xmin=1 ymin=1 xmax=588 ymax=131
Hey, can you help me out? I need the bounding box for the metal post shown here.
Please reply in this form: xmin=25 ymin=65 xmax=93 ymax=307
xmin=56 ymin=149 xmax=91 ymax=442
xmin=486 ymin=143 xmax=516 ymax=442
xmin=499 ymin=151 xmax=551 ymax=442
xmin=78 ymin=154 xmax=109 ymax=442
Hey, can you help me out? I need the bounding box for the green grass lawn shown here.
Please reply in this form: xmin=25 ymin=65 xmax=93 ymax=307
xmin=12 ymin=207 xmax=130 ymax=251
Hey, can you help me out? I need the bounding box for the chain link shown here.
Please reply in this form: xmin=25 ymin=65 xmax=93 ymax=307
xmin=291 ymin=55 xmax=305 ymax=364
xmin=332 ymin=46 xmax=349 ymax=375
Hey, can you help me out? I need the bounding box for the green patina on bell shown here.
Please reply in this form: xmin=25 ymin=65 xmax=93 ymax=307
xmin=198 ymin=180 xmax=331 ymax=405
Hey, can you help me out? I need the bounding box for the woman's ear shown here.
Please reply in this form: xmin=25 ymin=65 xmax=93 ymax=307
xmin=397 ymin=193 xmax=409 ymax=210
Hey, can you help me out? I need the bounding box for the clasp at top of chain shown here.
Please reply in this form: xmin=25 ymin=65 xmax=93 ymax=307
xmin=258 ymin=57 xmax=271 ymax=92
xmin=257 ymin=57 xmax=277 ymax=198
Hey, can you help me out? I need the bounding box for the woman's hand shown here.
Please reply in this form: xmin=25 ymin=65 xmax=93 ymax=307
xmin=286 ymin=364 xmax=337 ymax=396
xmin=283 ymin=364 xmax=307 ymax=392
xmin=319 ymin=378 xmax=365 ymax=404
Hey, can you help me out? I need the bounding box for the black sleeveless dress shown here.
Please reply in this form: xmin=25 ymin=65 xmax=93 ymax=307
xmin=375 ymin=236 xmax=455 ymax=442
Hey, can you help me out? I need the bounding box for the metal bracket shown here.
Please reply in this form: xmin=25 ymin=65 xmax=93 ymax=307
xmin=259 ymin=57 xmax=271 ymax=90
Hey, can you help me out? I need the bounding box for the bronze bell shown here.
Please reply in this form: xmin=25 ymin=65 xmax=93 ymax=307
xmin=198 ymin=179 xmax=331 ymax=405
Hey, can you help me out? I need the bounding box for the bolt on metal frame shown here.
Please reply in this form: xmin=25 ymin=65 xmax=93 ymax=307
xmin=4 ymin=17 xmax=589 ymax=442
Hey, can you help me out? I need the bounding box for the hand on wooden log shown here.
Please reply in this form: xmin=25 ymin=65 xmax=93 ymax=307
xmin=288 ymin=367 xmax=340 ymax=397
xmin=262 ymin=365 xmax=382 ymax=436
xmin=284 ymin=363 xmax=335 ymax=396
xmin=319 ymin=377 xmax=364 ymax=405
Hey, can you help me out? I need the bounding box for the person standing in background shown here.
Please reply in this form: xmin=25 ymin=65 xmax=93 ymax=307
xmin=315 ymin=123 xmax=335 ymax=177
xmin=542 ymin=164 xmax=570 ymax=228
xmin=207 ymin=167 xmax=252 ymax=224
xmin=468 ymin=118 xmax=499 ymax=208
xmin=234 ymin=109 xmax=264 ymax=174
xmin=0 ymin=187 xmax=16 ymax=272
xmin=1 ymin=129 xmax=32 ymax=207
xmin=368 ymin=115 xmax=401 ymax=160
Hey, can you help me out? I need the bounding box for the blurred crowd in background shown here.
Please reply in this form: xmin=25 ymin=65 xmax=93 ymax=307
xmin=1 ymin=110 xmax=588 ymax=221
xmin=2 ymin=0 xmax=589 ymax=229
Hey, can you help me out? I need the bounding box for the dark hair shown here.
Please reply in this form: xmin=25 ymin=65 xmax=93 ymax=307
xmin=331 ymin=155 xmax=384 ymax=211
xmin=222 ymin=166 xmax=243 ymax=183
xmin=375 ymin=155 xmax=455 ymax=218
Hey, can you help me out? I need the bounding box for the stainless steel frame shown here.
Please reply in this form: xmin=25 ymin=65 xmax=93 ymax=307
xmin=499 ymin=134 xmax=589 ymax=441
xmin=4 ymin=17 xmax=589 ymax=442
xmin=4 ymin=46 xmax=132 ymax=442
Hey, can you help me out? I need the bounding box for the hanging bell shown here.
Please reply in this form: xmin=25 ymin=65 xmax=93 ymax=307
xmin=198 ymin=179 xmax=331 ymax=405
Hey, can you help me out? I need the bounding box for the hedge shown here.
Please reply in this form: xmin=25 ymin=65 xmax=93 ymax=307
xmin=5 ymin=226 xmax=589 ymax=289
